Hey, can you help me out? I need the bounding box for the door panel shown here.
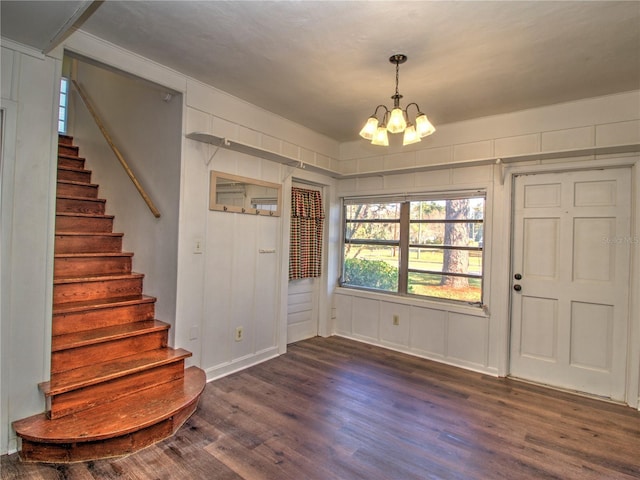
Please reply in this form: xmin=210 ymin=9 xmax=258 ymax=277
xmin=510 ymin=168 xmax=631 ymax=400
xmin=287 ymin=277 xmax=318 ymax=344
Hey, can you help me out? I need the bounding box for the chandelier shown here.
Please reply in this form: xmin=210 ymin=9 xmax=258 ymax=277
xmin=359 ymin=54 xmax=436 ymax=146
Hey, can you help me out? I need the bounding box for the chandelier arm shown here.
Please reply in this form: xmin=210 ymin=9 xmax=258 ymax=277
xmin=404 ymin=102 xmax=423 ymax=116
xmin=372 ymin=104 xmax=389 ymax=121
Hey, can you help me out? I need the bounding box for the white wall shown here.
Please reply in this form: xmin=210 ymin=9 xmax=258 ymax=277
xmin=1 ymin=41 xmax=60 ymax=454
xmin=178 ymin=85 xmax=339 ymax=379
xmin=70 ymin=59 xmax=183 ymax=338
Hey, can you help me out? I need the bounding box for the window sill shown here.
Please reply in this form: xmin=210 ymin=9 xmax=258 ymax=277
xmin=334 ymin=286 xmax=489 ymax=318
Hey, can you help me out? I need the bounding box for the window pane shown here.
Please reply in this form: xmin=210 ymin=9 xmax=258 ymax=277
xmin=346 ymin=203 xmax=401 ymax=220
xmin=410 ymin=200 xmax=446 ymax=220
xmin=407 ymin=247 xmax=444 ymax=272
xmin=410 ymin=198 xmax=484 ymax=221
xmin=407 ymin=248 xmax=483 ymax=275
xmin=409 ymin=223 xmax=444 ymax=245
xmin=411 ymin=222 xmax=483 ymax=247
xmin=343 ymin=244 xmax=399 ymax=292
xmin=408 ymin=272 xmax=481 ymax=302
xmin=346 ymin=222 xmax=400 ymax=242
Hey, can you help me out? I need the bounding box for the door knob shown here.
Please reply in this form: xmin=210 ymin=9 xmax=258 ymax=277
xmin=514 ymin=273 xmax=522 ymax=280
xmin=513 ymin=284 xmax=522 ymax=291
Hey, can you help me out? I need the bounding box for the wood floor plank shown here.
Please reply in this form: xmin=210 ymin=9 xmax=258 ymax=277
xmin=3 ymin=336 xmax=639 ymax=479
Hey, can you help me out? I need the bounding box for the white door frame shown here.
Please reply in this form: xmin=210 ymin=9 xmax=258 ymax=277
xmin=498 ymin=156 xmax=640 ymax=408
xmin=277 ymin=171 xmax=336 ymax=354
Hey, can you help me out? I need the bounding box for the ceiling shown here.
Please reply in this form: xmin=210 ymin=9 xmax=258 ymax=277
xmin=2 ymin=1 xmax=639 ymax=142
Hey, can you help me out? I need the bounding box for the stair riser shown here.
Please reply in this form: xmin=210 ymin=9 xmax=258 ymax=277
xmin=19 ymin=418 xmax=176 ymax=463
xmin=47 ymin=362 xmax=184 ymax=420
xmin=55 ymin=235 xmax=122 ymax=254
xmin=57 ymin=182 xmax=98 ymax=199
xmin=54 ymin=277 xmax=143 ymax=304
xmin=53 ymin=302 xmax=155 ymax=336
xmin=55 ymin=255 xmax=131 ymax=277
xmin=58 ymin=169 xmax=92 ymax=183
xmin=51 ymin=331 xmax=169 ymax=374
xmin=58 ymin=145 xmax=79 ymax=156
xmin=55 ymin=215 xmax=114 ymax=233
xmin=57 ymin=197 xmax=105 ymax=215
xmin=58 ymin=156 xmax=85 ymax=169
xmin=58 ymin=135 xmax=74 ymax=146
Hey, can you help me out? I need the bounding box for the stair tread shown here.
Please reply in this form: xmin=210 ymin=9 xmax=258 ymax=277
xmin=41 ymin=348 xmax=193 ymax=396
xmin=58 ymin=153 xmax=83 ymax=159
xmin=58 ymin=165 xmax=91 ymax=173
xmin=52 ymin=320 xmax=170 ymax=352
xmin=56 ymin=212 xmax=115 ymax=219
xmin=55 ymin=232 xmax=123 ymax=237
xmin=55 ymin=252 xmax=133 ymax=258
xmin=14 ymin=366 xmax=205 ymax=443
xmin=54 ymin=272 xmax=144 ymax=284
xmin=53 ymin=295 xmax=156 ymax=314
xmin=56 ymin=195 xmax=105 ymax=203
xmin=57 ymin=179 xmax=98 ymax=187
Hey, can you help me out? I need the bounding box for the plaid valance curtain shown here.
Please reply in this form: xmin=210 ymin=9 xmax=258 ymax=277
xmin=289 ymin=187 xmax=324 ymax=279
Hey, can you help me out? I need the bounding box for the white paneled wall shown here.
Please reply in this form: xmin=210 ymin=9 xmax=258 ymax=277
xmin=181 ymin=106 xmax=286 ymax=379
xmin=1 ymin=43 xmax=60 ymax=454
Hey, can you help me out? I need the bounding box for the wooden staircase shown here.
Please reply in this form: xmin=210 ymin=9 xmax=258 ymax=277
xmin=12 ymin=135 xmax=206 ymax=463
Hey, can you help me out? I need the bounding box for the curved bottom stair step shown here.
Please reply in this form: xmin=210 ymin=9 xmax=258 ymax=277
xmin=13 ymin=366 xmax=206 ymax=463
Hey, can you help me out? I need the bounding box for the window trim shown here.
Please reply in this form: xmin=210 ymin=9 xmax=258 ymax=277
xmin=341 ymin=191 xmax=486 ymax=305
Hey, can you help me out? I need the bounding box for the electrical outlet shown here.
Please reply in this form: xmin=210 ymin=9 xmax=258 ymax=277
xmin=393 ymin=314 xmax=400 ymax=326
xmin=235 ymin=326 xmax=244 ymax=341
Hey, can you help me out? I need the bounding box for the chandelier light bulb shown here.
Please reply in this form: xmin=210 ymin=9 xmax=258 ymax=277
xmin=402 ymin=123 xmax=421 ymax=145
xmin=415 ymin=113 xmax=436 ymax=138
xmin=371 ymin=125 xmax=390 ymax=146
xmin=359 ymin=116 xmax=379 ymax=140
xmin=387 ymin=108 xmax=407 ymax=134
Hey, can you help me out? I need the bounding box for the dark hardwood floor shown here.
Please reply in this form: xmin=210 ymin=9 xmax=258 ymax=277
xmin=3 ymin=336 xmax=639 ymax=479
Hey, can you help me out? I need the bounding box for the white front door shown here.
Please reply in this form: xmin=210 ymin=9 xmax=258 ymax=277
xmin=510 ymin=168 xmax=631 ymax=401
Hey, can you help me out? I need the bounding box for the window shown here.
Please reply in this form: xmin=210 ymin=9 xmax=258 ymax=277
xmin=342 ymin=193 xmax=485 ymax=304
xmin=58 ymin=77 xmax=69 ymax=134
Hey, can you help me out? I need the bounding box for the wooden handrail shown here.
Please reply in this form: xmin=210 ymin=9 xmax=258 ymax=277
xmin=71 ymin=79 xmax=161 ymax=218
